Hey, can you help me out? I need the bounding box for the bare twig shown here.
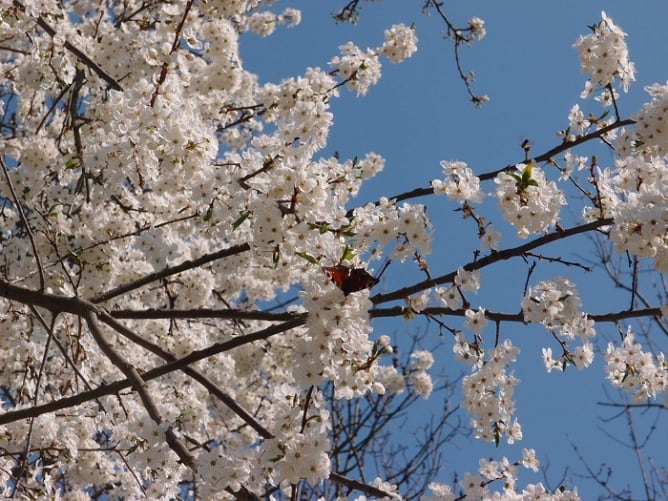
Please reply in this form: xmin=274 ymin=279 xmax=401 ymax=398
xmin=424 ymin=0 xmax=488 ymax=106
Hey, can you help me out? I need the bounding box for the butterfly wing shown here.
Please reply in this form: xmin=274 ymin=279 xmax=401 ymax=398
xmin=324 ymin=265 xmax=380 ymax=294
xmin=342 ymin=268 xmax=379 ymax=295
xmin=323 ymin=265 xmax=350 ymax=289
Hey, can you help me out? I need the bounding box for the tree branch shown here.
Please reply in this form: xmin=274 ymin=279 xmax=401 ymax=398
xmin=0 ymin=316 xmax=306 ymax=426
xmin=98 ymin=311 xmax=275 ymax=439
xmin=14 ymin=1 xmax=124 ymax=91
xmin=83 ymin=310 xmax=196 ymax=470
xmin=91 ymin=243 xmax=251 ymax=303
xmin=371 ymin=218 xmax=613 ymax=304
xmin=109 ymin=307 xmax=299 ymax=322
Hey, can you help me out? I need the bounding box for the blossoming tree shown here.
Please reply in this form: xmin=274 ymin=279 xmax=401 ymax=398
xmin=0 ymin=1 xmax=666 ymax=499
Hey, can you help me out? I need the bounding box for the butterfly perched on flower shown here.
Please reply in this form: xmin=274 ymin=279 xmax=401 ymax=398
xmin=323 ymin=260 xmax=389 ymax=295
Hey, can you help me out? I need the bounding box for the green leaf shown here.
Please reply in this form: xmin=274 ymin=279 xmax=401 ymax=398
xmin=203 ymin=205 xmax=213 ymax=222
xmin=232 ymin=210 xmax=250 ymax=230
xmin=521 ymin=162 xmax=533 ymax=183
xmin=341 ymin=245 xmax=356 ymax=262
xmin=65 ymin=159 xmax=79 ymax=170
xmin=296 ymin=252 xmax=318 ymax=264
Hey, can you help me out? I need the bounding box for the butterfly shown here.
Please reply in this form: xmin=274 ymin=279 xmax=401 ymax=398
xmin=323 ymin=260 xmax=389 ymax=295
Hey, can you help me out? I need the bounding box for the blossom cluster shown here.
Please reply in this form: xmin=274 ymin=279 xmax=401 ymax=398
xmin=300 ymin=274 xmax=378 ymax=398
xmin=586 ymin=155 xmax=668 ymax=271
xmin=459 ymin=339 xmax=522 ymax=444
xmin=247 ymin=8 xmax=302 ymax=38
xmin=421 ymin=448 xmax=581 ymax=500
xmin=522 ymin=277 xmax=596 ymax=372
xmin=330 ymin=23 xmax=416 ymax=95
xmin=408 ymin=350 xmax=435 ymax=398
xmin=574 ymin=10 xmax=635 ymax=97
xmin=633 ymin=82 xmax=668 ymax=156
xmin=432 ymin=160 xmax=485 ymax=204
xmin=495 ymin=163 xmax=565 ymax=238
xmin=605 ymin=329 xmax=667 ymax=404
xmin=521 ymin=277 xmax=595 ymax=341
xmin=261 ymin=388 xmax=332 ymax=486
xmin=379 ymin=24 xmax=419 ymax=63
xmin=353 ymin=199 xmax=432 ymax=261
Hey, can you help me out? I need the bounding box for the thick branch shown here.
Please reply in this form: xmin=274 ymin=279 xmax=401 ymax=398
xmin=370 ymin=306 xmax=663 ymax=324
xmin=0 ymin=279 xmax=93 ymax=315
xmin=84 ymin=311 xmax=196 ymax=470
xmin=0 ymin=316 xmax=306 ymax=426
xmin=109 ymin=307 xmax=298 ymax=321
xmin=98 ymin=311 xmax=275 ymax=439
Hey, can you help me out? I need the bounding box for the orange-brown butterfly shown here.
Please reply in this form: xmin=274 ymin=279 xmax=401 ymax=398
xmin=323 ymin=260 xmax=390 ymax=295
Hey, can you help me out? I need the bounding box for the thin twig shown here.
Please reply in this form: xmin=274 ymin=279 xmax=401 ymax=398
xmin=92 ymin=243 xmax=251 ymax=303
xmin=0 ymin=156 xmax=46 ymax=290
xmin=424 ymin=0 xmax=486 ymax=105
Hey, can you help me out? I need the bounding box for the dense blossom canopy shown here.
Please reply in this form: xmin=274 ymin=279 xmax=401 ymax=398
xmin=0 ymin=2 xmax=666 ymax=500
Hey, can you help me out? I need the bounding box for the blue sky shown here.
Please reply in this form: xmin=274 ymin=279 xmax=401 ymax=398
xmin=240 ymin=2 xmax=668 ymax=497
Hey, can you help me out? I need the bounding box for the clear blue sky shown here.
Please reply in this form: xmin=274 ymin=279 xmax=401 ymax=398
xmin=241 ymin=2 xmax=668 ymax=497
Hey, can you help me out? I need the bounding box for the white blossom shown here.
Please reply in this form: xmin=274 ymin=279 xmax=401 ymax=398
xmin=380 ymin=24 xmax=418 ymax=63
xmin=574 ymin=11 xmax=635 ymax=97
